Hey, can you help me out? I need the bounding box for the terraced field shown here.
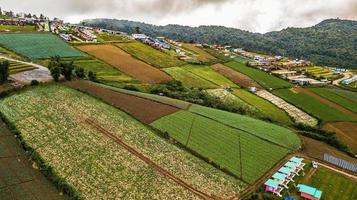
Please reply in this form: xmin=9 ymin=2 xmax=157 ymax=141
xmin=0 ymin=84 xmax=246 ymax=199
xmin=181 ymin=43 xmax=217 ymax=62
xmin=77 ymin=44 xmax=172 ymax=84
xmin=273 ymin=88 xmax=357 ymax=123
xmin=163 ymin=67 xmax=218 ymax=89
xmin=232 ymin=89 xmax=293 ymax=125
xmin=225 ymin=61 xmax=293 ymax=90
xmin=116 ymin=42 xmax=185 ymax=68
xmin=0 ymin=33 xmax=85 ymax=59
xmin=152 ymin=104 xmax=301 ymax=184
xmin=0 ymin=59 xmax=37 ymax=74
xmin=183 ymin=65 xmax=238 ymax=88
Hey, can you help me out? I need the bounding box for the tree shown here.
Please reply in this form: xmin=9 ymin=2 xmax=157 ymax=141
xmin=0 ymin=61 xmax=10 ymax=84
xmin=60 ymin=61 xmax=74 ymax=81
xmin=40 ymin=14 xmax=44 ymax=19
xmin=135 ymin=26 xmax=141 ymax=34
xmin=49 ymin=65 xmax=61 ymax=82
xmin=74 ymin=67 xmax=85 ymax=79
xmin=88 ymin=71 xmax=97 ymax=82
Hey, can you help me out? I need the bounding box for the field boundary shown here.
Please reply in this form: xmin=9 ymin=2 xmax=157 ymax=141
xmin=85 ymin=118 xmax=216 ymax=200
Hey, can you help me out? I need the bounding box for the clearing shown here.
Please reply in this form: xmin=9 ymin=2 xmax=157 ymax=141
xmin=211 ymin=63 xmax=262 ymax=89
xmin=0 ymin=84 xmax=246 ymax=199
xmin=225 ymin=61 xmax=293 ymax=90
xmin=116 ymin=42 xmax=185 ymax=68
xmin=77 ymin=44 xmax=173 ymax=84
xmin=0 ymin=33 xmax=85 ymax=59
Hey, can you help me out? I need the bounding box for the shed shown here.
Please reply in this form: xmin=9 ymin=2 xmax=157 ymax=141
xmin=297 ymin=184 xmax=322 ymax=200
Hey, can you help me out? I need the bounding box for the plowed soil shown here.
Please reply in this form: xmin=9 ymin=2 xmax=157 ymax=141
xmin=77 ymin=44 xmax=173 ymax=84
xmin=65 ymin=81 xmax=178 ymax=124
xmin=323 ymin=122 xmax=357 ymax=154
xmin=211 ymin=64 xmax=262 ymax=89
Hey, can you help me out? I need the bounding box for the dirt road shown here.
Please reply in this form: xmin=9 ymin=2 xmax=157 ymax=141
xmin=333 ymin=72 xmax=353 ymax=85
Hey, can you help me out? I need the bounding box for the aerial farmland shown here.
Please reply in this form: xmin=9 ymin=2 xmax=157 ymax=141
xmin=0 ymin=5 xmax=356 ymax=200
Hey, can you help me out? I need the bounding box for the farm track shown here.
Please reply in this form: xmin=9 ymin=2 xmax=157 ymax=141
xmin=85 ymin=118 xmax=218 ymax=200
xmin=65 ymin=80 xmax=179 ymax=124
xmin=295 ymin=87 xmax=357 ymax=118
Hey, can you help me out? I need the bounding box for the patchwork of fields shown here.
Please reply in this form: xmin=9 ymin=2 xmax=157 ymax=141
xmin=273 ymin=88 xmax=357 ymax=123
xmin=116 ymin=42 xmax=185 ymax=68
xmin=0 ymin=84 xmax=246 ymax=199
xmin=225 ymin=61 xmax=293 ymax=90
xmin=77 ymin=44 xmax=173 ymax=83
xmin=0 ymin=33 xmax=85 ymax=59
xmin=152 ymin=104 xmax=301 ymax=184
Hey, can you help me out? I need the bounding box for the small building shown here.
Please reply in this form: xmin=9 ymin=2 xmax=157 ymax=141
xmin=132 ymin=34 xmax=147 ymax=40
xmin=271 ymin=172 xmax=290 ymax=188
xmin=264 ymin=179 xmax=283 ymax=197
xmin=297 ymin=184 xmax=322 ymax=200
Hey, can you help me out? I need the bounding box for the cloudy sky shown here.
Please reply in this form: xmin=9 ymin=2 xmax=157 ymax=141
xmin=1 ymin=0 xmax=357 ymax=33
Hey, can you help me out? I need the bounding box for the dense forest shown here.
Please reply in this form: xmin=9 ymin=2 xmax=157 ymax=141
xmin=81 ymin=18 xmax=357 ymax=69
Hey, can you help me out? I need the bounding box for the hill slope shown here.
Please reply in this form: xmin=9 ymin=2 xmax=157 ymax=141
xmin=81 ymin=18 xmax=357 ymax=69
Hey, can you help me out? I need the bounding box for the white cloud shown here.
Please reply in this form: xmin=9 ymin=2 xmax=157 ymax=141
xmin=1 ymin=0 xmax=356 ymax=33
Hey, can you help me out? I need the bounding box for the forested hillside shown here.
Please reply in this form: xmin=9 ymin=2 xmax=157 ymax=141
xmin=81 ymin=18 xmax=357 ymax=69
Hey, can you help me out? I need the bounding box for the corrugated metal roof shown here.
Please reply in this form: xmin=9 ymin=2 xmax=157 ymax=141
xmin=297 ymin=184 xmax=322 ymax=198
xmin=265 ymin=179 xmax=279 ymax=187
xmin=272 ymin=172 xmax=287 ymax=181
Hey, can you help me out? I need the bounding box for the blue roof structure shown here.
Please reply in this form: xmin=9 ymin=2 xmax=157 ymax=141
xmin=272 ymin=172 xmax=287 ymax=181
xmin=297 ymin=184 xmax=322 ymax=199
xmin=278 ymin=167 xmax=292 ymax=174
xmin=284 ymin=198 xmax=295 ymax=200
xmin=290 ymin=157 xmax=304 ymax=163
xmin=285 ymin=161 xmax=299 ymax=168
xmin=265 ymin=179 xmax=279 ymax=188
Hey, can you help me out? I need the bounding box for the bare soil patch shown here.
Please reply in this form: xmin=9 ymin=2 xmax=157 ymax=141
xmin=211 ymin=64 xmax=262 ymax=89
xmin=301 ymin=136 xmax=357 ymax=163
xmin=295 ymin=87 xmax=357 ymax=118
xmin=77 ymin=44 xmax=173 ymax=84
xmin=65 ymin=80 xmax=178 ymax=124
xmin=323 ymin=122 xmax=357 ymax=154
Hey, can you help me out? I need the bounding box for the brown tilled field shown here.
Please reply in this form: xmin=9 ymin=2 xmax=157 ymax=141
xmin=77 ymin=44 xmax=173 ymax=84
xmin=323 ymin=122 xmax=357 ymax=154
xmin=301 ymin=136 xmax=357 ymax=163
xmin=65 ymin=81 xmax=178 ymax=124
xmin=211 ymin=63 xmax=262 ymax=88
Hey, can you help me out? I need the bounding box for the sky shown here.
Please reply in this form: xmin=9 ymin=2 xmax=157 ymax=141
xmin=1 ymin=0 xmax=357 ymax=33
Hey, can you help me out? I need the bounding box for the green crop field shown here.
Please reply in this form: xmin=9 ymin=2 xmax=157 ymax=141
xmin=0 ymin=33 xmax=86 ymax=59
xmin=232 ymin=89 xmax=293 ymax=125
xmin=0 ymin=25 xmax=36 ymax=32
xmin=116 ymin=42 xmax=185 ymax=68
xmin=152 ymin=105 xmax=300 ymax=184
xmin=305 ymin=167 xmax=357 ymax=200
xmin=0 ymin=59 xmax=37 ymax=74
xmin=310 ymin=87 xmax=357 ymax=113
xmin=163 ymin=67 xmax=218 ymax=89
xmin=273 ymin=88 xmax=357 ymax=123
xmin=95 ymin=33 xmax=129 ymax=42
xmin=326 ymin=88 xmax=357 ymax=103
xmin=225 ymin=61 xmax=293 ymax=90
xmin=73 ymin=59 xmax=135 ymax=83
xmin=0 ymin=84 xmax=245 ymax=199
xmin=184 ymin=65 xmax=238 ymax=88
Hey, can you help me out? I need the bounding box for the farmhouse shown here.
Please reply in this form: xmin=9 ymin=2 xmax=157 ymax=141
xmin=297 ymin=184 xmax=322 ymax=200
xmin=132 ymin=33 xmax=147 ymax=40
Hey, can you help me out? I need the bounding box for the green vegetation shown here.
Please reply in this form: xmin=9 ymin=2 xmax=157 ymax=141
xmin=0 ymin=60 xmax=9 ymax=84
xmin=95 ymin=33 xmax=129 ymax=42
xmin=0 ymin=84 xmax=246 ymax=199
xmin=305 ymin=167 xmax=357 ymax=200
xmin=232 ymin=89 xmax=293 ymax=125
xmin=83 ymin=18 xmax=357 ymax=69
xmin=225 ymin=61 xmax=292 ymax=90
xmin=151 ymin=106 xmax=299 ymax=184
xmin=310 ymin=87 xmax=357 ymax=113
xmin=163 ymin=67 xmax=218 ymax=89
xmin=294 ymin=66 xmax=337 ymax=80
xmin=328 ymin=88 xmax=357 ymax=102
xmin=0 ymin=59 xmax=37 ymax=74
xmin=273 ymin=88 xmax=357 ymax=123
xmin=0 ymin=25 xmax=36 ymax=32
xmin=183 ymin=65 xmax=237 ymax=88
xmin=116 ymin=42 xmax=185 ymax=68
xmin=181 ymin=43 xmax=217 ymax=62
xmin=0 ymin=33 xmax=85 ymax=59
xmin=73 ymin=59 xmax=135 ymax=83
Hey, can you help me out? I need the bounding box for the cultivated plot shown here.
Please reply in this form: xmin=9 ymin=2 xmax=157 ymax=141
xmin=77 ymin=44 xmax=173 ymax=83
xmin=0 ymin=84 xmax=246 ymax=199
xmin=0 ymin=33 xmax=85 ymax=59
